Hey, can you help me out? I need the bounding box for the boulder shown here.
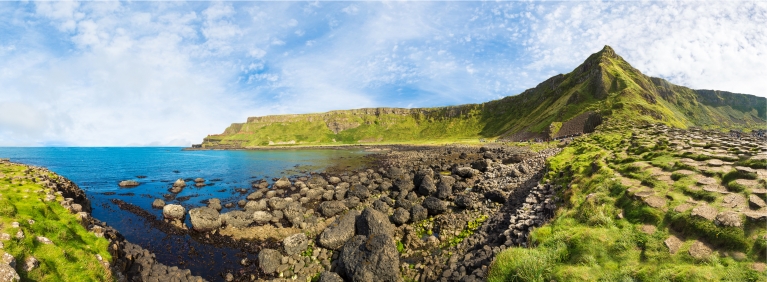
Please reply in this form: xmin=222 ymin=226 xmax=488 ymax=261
xmin=347 ymin=184 xmax=370 ymax=200
xmin=173 ymin=179 xmax=186 ymax=187
xmin=221 ymin=210 xmax=254 ymax=228
xmin=320 ymin=201 xmax=347 ymax=217
xmin=268 ymin=197 xmax=288 ymax=210
xmin=410 ymin=205 xmax=428 ymax=222
xmin=308 ymin=175 xmax=329 ymax=188
xmin=455 ymin=194 xmax=474 ymax=209
xmin=372 ymin=199 xmax=390 ymax=214
xmin=395 ymin=198 xmax=414 ymax=210
xmin=283 ymin=233 xmax=309 ymax=255
xmin=453 ymin=167 xmax=478 ymax=178
xmin=417 ymin=175 xmax=436 ymax=196
xmin=393 ymin=178 xmax=414 ymax=193
xmin=391 ymin=208 xmax=410 ymax=225
xmin=749 ymin=194 xmax=767 ymax=209
xmin=252 ymin=211 xmax=272 ymax=225
xmin=118 ymin=180 xmax=139 ymax=187
xmin=151 ymin=199 xmax=166 ymax=209
xmin=339 ymin=234 xmax=400 ymax=282
xmin=319 ymin=210 xmax=361 ymax=250
xmin=194 ymin=178 xmax=205 ymax=183
xmin=244 ymin=199 xmax=267 ymax=212
xmin=356 ymin=208 xmax=395 ymax=237
xmin=208 ymin=198 xmax=222 ymax=211
xmin=715 ymin=211 xmax=742 ymax=227
xmin=23 ymin=256 xmax=38 ymax=272
xmin=346 ymin=196 xmax=360 ymax=208
xmin=484 ymin=190 xmax=507 ymax=203
xmin=318 ymin=271 xmax=344 ymax=282
xmin=422 ymin=197 xmax=447 ymax=215
xmin=273 ymin=177 xmax=292 ymax=189
xmin=246 ymin=191 xmax=263 ymax=201
xmin=328 ymin=177 xmax=342 ymax=185
xmin=162 ymin=204 xmax=186 ymax=220
xmin=189 ymin=207 xmax=222 ymax=232
xmin=258 ymin=248 xmax=282 ymax=274
xmin=0 ymin=263 xmax=19 ymax=282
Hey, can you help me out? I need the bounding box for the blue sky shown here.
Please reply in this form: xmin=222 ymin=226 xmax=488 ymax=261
xmin=0 ymin=1 xmax=765 ymax=146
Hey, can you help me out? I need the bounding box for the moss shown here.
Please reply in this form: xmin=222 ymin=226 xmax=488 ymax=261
xmin=668 ymin=212 xmax=749 ymax=251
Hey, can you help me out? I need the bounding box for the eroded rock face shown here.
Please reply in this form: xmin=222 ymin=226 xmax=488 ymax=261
xmin=189 ymin=207 xmax=221 ymax=232
xmin=319 ymin=210 xmax=360 ymax=250
xmin=339 ymin=234 xmax=401 ymax=282
xmin=356 ymin=208 xmax=395 ymax=237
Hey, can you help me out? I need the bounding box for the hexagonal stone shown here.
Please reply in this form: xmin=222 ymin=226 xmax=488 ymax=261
xmin=674 ymin=203 xmax=694 ymax=213
xmin=749 ymin=194 xmax=767 ymax=209
xmin=706 ymin=159 xmax=723 ymax=167
xmin=691 ymin=205 xmax=717 ymax=221
xmin=735 ymin=166 xmax=756 ymax=174
xmin=643 ymin=196 xmax=667 ymax=209
xmin=688 ymin=241 xmax=713 ymax=260
xmin=695 ymin=176 xmax=718 ymax=186
xmin=714 ymin=211 xmax=742 ymax=227
xmin=664 ymin=235 xmax=683 ymax=254
xmin=721 ymin=194 xmax=746 ymax=210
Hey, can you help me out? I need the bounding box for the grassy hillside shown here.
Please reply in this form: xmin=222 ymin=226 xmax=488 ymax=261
xmin=0 ymin=162 xmax=113 ymax=281
xmin=200 ymin=46 xmax=765 ymax=148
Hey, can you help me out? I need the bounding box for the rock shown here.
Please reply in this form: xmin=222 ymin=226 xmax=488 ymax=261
xmin=173 ymin=179 xmax=186 ymax=187
xmin=319 ymin=201 xmax=347 ymax=217
xmin=268 ymin=197 xmax=288 ymax=210
xmin=283 ymin=233 xmax=309 ymax=255
xmin=356 ymin=208 xmax=395 ymax=237
xmin=422 ymin=197 xmax=447 ymax=215
xmin=189 ymin=207 xmax=222 ymax=232
xmin=395 ymin=198 xmax=414 ymax=210
xmin=688 ymin=241 xmax=713 ymax=260
xmin=252 ymin=211 xmax=272 ymax=225
xmin=118 ymin=180 xmax=139 ymax=187
xmin=471 ymin=159 xmax=491 ymax=172
xmin=328 ymin=177 xmax=342 ymax=185
xmin=391 ymin=208 xmax=410 ymax=225
xmin=372 ymin=199 xmax=389 ymax=214
xmin=237 ymin=200 xmax=247 ymax=208
xmin=23 ymin=256 xmax=39 ymax=272
xmin=35 ymin=236 xmax=53 ymax=245
xmin=151 ymin=199 xmax=165 ymax=209
xmin=453 ymin=167 xmax=478 ymax=178
xmin=0 ymin=263 xmax=19 ymax=282
xmin=664 ymin=235 xmax=682 ymax=254
xmin=247 ymin=191 xmax=263 ymax=201
xmin=691 ymin=205 xmax=717 ymax=221
xmin=417 ymin=176 xmax=436 ymax=196
xmin=194 ymin=178 xmax=205 ymax=183
xmin=308 ymin=175 xmax=329 ymax=187
xmin=319 ymin=210 xmax=361 ymax=250
xmin=1 ymin=253 xmax=15 ymax=268
xmin=208 ymin=198 xmax=222 ymax=211
xmin=715 ymin=211 xmax=742 ymax=227
xmin=347 ymin=184 xmax=370 ymax=200
xmin=455 ymin=194 xmax=474 ymax=209
xmin=339 ymin=234 xmax=400 ymax=282
xmin=435 ymin=178 xmax=454 ymax=200
xmin=221 ymin=210 xmax=254 ymax=228
xmin=244 ymin=199 xmax=268 ymax=212
xmin=346 ymin=196 xmax=361 ymax=208
xmin=318 ymin=271 xmax=344 ymax=282
xmin=393 ymin=178 xmax=415 ymax=193
xmin=749 ymin=194 xmax=767 ymax=209
xmin=258 ymin=248 xmax=282 ymax=274
xmin=410 ymin=204 xmax=428 ymax=222
xmin=162 ymin=204 xmax=186 ymax=220
xmin=273 ymin=177 xmax=292 ymax=189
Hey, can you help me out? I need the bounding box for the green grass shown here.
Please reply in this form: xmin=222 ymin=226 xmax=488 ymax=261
xmin=0 ymin=163 xmax=113 ymax=281
xmin=488 ymin=129 xmax=766 ymax=282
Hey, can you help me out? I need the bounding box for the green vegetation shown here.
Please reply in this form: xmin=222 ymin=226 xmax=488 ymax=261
xmin=442 ymin=215 xmax=489 ymax=248
xmin=488 ymin=127 xmax=766 ymax=282
xmin=0 ymin=163 xmax=113 ymax=281
xmin=202 ymin=46 xmax=765 ymax=148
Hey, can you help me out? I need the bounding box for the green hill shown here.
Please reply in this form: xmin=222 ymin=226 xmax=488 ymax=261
xmin=199 ymin=46 xmax=765 ymax=148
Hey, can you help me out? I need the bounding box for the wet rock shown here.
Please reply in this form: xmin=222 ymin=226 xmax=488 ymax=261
xmin=237 ymin=199 xmax=247 ymax=208
xmin=319 ymin=210 xmax=361 ymax=250
xmin=221 ymin=210 xmax=254 ymax=228
xmin=189 ymin=207 xmax=222 ymax=232
xmin=320 ymin=201 xmax=347 ymax=217
xmin=393 ymin=178 xmax=415 ymax=193
xmin=422 ymin=197 xmax=447 ymax=215
xmin=162 ymin=204 xmax=186 ymax=220
xmin=173 ymin=179 xmax=186 ymax=187
xmin=151 ymin=199 xmax=165 ymax=209
xmin=208 ymin=198 xmax=222 ymax=211
xmin=410 ymin=205 xmax=428 ymax=222
xmin=284 ymin=233 xmax=309 ymax=255
xmin=247 ymin=191 xmax=263 ymax=201
xmin=194 ymin=178 xmax=205 ymax=183
xmin=356 ymin=208 xmax=395 ymax=237
xmin=258 ymin=248 xmax=282 ymax=274
xmin=273 ymin=177 xmax=292 ymax=189
xmin=118 ymin=180 xmax=139 ymax=187
xmin=252 ymin=211 xmax=272 ymax=225
xmin=339 ymin=234 xmax=400 ymax=282
xmin=391 ymin=208 xmax=410 ymax=225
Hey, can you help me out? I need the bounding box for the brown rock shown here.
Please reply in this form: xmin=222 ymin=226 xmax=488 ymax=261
xmin=664 ymin=235 xmax=683 ymax=254
xmin=688 ymin=241 xmax=713 ymax=260
xmin=714 ymin=211 xmax=741 ymax=227
xmin=749 ymin=194 xmax=767 ymax=209
xmin=643 ymin=196 xmax=667 ymax=209
xmin=691 ymin=205 xmax=717 ymax=221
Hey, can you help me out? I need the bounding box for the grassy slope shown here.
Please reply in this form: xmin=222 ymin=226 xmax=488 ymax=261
xmin=487 ymin=126 xmax=766 ymax=282
xmin=0 ymin=163 xmax=113 ymax=281
xmin=202 ymin=46 xmax=765 ymax=148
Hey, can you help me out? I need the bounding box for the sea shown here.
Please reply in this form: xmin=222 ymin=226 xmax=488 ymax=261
xmin=0 ymin=147 xmax=373 ymax=280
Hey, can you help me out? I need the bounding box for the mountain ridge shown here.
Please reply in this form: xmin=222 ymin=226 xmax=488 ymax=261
xmin=199 ymin=46 xmax=765 ymax=148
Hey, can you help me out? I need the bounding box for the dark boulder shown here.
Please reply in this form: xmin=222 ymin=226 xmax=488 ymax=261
xmin=319 ymin=201 xmax=347 ymax=217
xmin=189 ymin=207 xmax=222 ymax=232
xmin=356 ymin=208 xmax=395 ymax=237
xmin=283 ymin=233 xmax=309 ymax=255
xmin=484 ymin=190 xmax=507 ymax=203
xmin=339 ymin=234 xmax=400 ymax=282
xmin=422 ymin=197 xmax=447 ymax=215
xmin=455 ymin=194 xmax=474 ymax=209
xmin=258 ymin=248 xmax=282 ymax=274
xmin=347 ymin=184 xmax=370 ymax=200
xmin=410 ymin=204 xmax=428 ymax=222
xmin=319 ymin=210 xmax=361 ymax=250
xmin=372 ymin=199 xmax=389 ymax=214
xmin=395 ymin=198 xmax=414 ymax=210
xmin=417 ymin=175 xmax=436 ymax=196
xmin=391 ymin=208 xmax=410 ymax=225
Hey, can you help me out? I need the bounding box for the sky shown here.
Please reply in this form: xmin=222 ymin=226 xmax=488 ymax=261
xmin=0 ymin=0 xmax=764 ymax=146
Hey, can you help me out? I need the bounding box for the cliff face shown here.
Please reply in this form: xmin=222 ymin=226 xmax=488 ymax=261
xmin=200 ymin=46 xmax=766 ymax=148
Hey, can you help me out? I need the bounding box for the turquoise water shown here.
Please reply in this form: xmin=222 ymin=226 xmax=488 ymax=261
xmin=0 ymin=147 xmax=371 ymax=280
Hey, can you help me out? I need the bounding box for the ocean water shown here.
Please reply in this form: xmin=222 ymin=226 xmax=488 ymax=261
xmin=0 ymin=147 xmax=372 ymax=280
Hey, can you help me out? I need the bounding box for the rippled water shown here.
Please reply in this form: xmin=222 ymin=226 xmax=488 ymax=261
xmin=0 ymin=147 xmax=372 ymax=280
